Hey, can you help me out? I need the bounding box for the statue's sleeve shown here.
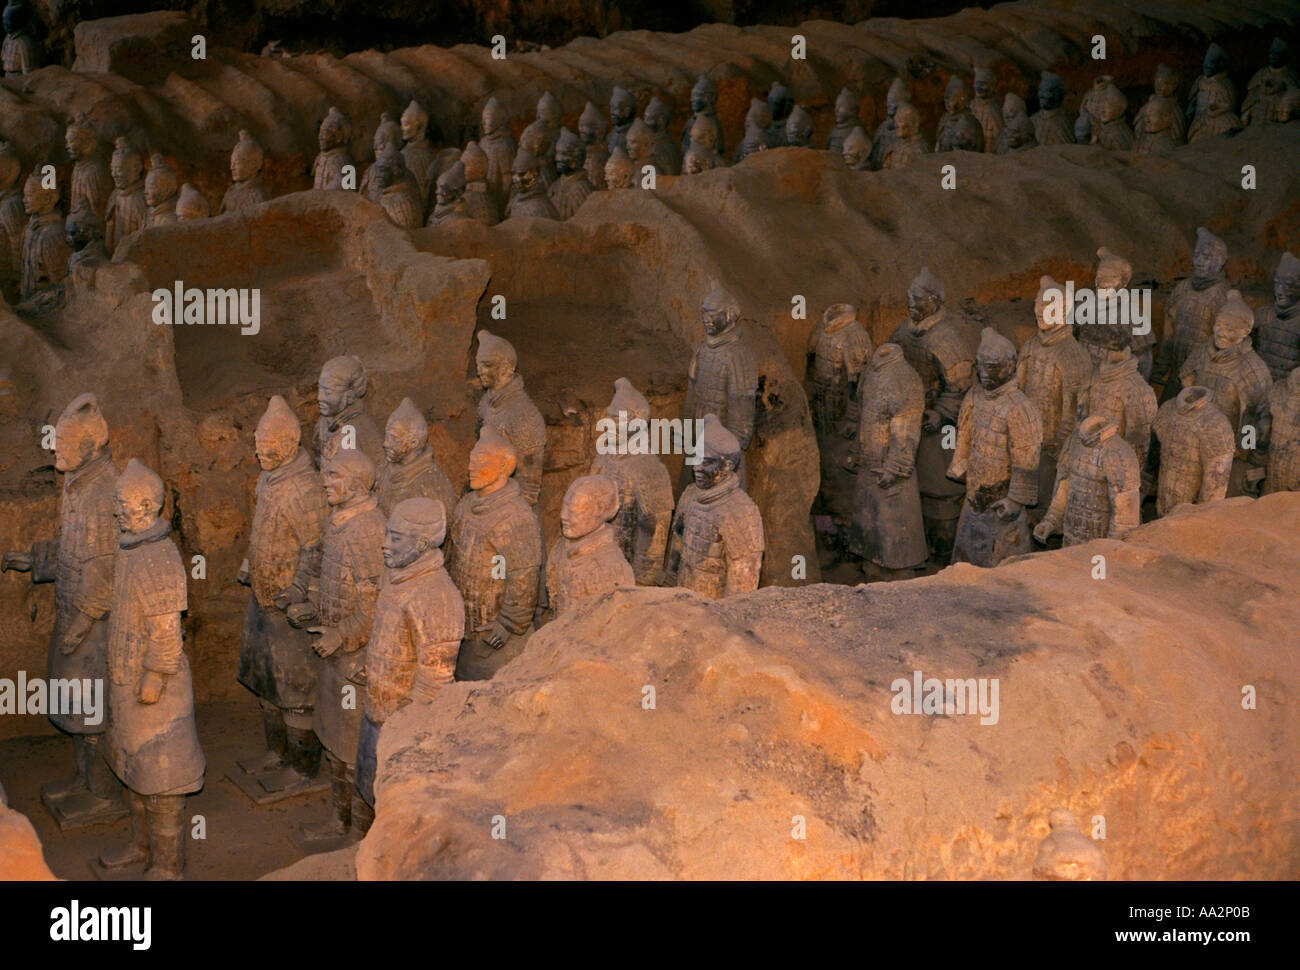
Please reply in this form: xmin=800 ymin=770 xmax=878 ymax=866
xmin=494 ymin=516 xmax=543 ymax=635
xmin=885 ymin=371 xmax=924 ymax=476
xmin=141 ymin=551 xmax=187 ymax=674
xmin=1200 ymin=414 xmax=1235 ymax=503
xmin=143 ymin=612 xmax=185 ymax=676
xmin=634 ymin=463 xmax=674 ymax=584
xmin=30 ymin=539 xmax=58 ymax=584
xmin=725 ymin=345 xmax=760 ymax=449
xmin=1007 ymin=397 xmax=1043 ymax=506
xmin=720 ymin=502 xmax=764 ymax=597
xmin=290 ymin=485 xmax=329 ymax=595
xmin=1105 ymin=443 xmax=1142 ymax=537
xmin=336 ymin=529 xmax=383 ymax=653
xmin=946 ymin=388 xmax=976 ymax=481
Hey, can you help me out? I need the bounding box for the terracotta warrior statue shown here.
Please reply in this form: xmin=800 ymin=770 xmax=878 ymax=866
xmin=684 ymin=114 xmax=725 ymax=173
xmin=504 ymin=148 xmax=559 ymax=220
xmin=848 ymin=343 xmax=927 ymax=579
xmin=20 ymin=166 xmax=69 ymax=300
xmin=1076 ymin=247 xmax=1153 ymax=377
xmin=236 ymin=395 xmax=328 ymax=794
xmin=142 ymin=154 xmax=179 ymax=228
xmin=549 ymin=127 xmax=593 ymax=219
xmin=447 ymin=429 xmax=544 ymax=681
xmin=827 ymin=88 xmax=861 ymax=153
xmin=1034 ymin=415 xmax=1139 ymax=547
xmin=1253 ymin=251 xmax=1300 ymax=382
xmin=624 ymin=117 xmax=660 ymax=181
xmin=2 ymin=0 xmax=37 ymax=76
xmin=869 ymin=78 xmax=913 ymax=170
xmin=288 ymin=449 xmax=384 ymax=839
xmin=608 ymin=86 xmax=638 ymax=154
xmin=371 ymin=144 xmax=423 ymax=228
xmin=662 ymin=414 xmax=764 ymax=597
xmin=1262 ymin=367 xmax=1300 ymax=493
xmin=536 ymin=90 xmax=562 ymax=155
xmin=2 ymin=394 xmax=122 ymax=827
xmin=948 ymin=328 xmax=1042 ymax=567
xmin=0 ymin=139 xmax=23 ymax=300
xmin=992 ymin=93 xmax=1036 ymax=153
xmin=459 ymin=141 xmax=497 ymax=224
xmin=221 ymin=130 xmax=270 ymax=214
xmin=685 ymin=281 xmax=759 ymax=486
xmin=475 ymin=329 xmax=546 ymax=507
xmin=841 ymin=125 xmax=872 ymax=171
xmin=542 ymin=474 xmax=634 ymax=620
xmin=518 ymin=120 xmax=557 ymax=188
xmin=604 ymin=145 xmax=635 ymax=189
xmin=578 ymin=101 xmax=609 ymax=191
xmin=784 ymin=105 xmax=814 ymax=148
xmin=65 ymin=114 xmax=111 ymax=227
xmin=766 ymin=81 xmax=795 ymax=148
xmin=588 ymin=378 xmax=674 ymax=584
xmin=377 ymin=397 xmax=457 ymax=518
xmin=881 ymin=104 xmax=929 ymax=169
xmin=1134 ymin=64 xmax=1186 ymax=145
xmin=733 ymin=99 xmax=773 ymax=164
xmin=479 ymin=97 xmax=516 ymax=215
xmin=1017 ymin=275 xmax=1094 ymax=521
xmin=99 ymin=459 xmax=204 ymax=880
xmin=313 ymin=106 xmax=355 ymax=191
xmin=1151 ymin=386 xmax=1234 ymax=515
xmin=1179 ymin=290 xmax=1272 ymax=496
xmin=890 ymin=268 xmax=977 ymax=560
xmin=1077 ymin=318 xmax=1158 ymax=472
xmin=1187 ymin=42 xmax=1238 ymax=142
xmin=644 ymin=96 xmax=681 ymax=175
xmin=1092 ymin=82 xmax=1135 ymax=150
xmin=970 ymin=67 xmax=1003 ymax=150
xmin=356 ymin=497 xmax=464 ymax=811
xmin=1134 ymin=95 xmax=1180 ymax=155
xmin=64 ymin=204 xmax=108 ymax=295
xmin=399 ymin=99 xmax=437 ymax=211
xmin=935 ymin=76 xmax=985 ymax=153
xmin=1033 ymin=808 xmax=1107 ymax=881
xmin=427 ymin=160 xmax=471 ymax=227
xmin=312 ymin=355 xmax=384 ymax=470
xmin=360 ymin=113 xmax=401 ymax=201
xmin=1154 ymin=227 xmax=1230 ymax=400
xmin=175 ymin=184 xmax=208 ymax=221
xmin=1032 ymin=72 xmax=1075 ymax=145
xmin=682 ymin=75 xmax=724 ymax=157
xmin=1243 ymin=39 xmax=1299 ymax=126
xmin=807 ymin=302 xmax=872 ymax=437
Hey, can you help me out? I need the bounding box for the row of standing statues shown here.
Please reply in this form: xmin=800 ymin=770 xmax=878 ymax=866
xmin=7 ymin=37 xmax=1298 ymax=308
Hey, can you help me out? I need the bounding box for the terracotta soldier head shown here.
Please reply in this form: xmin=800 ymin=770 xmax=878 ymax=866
xmin=475 ymin=329 xmax=517 ymax=392
xmin=255 ymin=395 xmax=300 ymax=471
xmin=578 ymin=101 xmax=606 ymax=147
xmin=23 ymin=166 xmax=57 ymax=215
xmin=973 ymin=66 xmax=996 ymax=101
xmin=1203 ymin=42 xmax=1228 ymax=78
xmin=948 ymin=113 xmax=983 ymax=150
xmin=1035 ymin=275 xmax=1067 ymax=333
xmin=1153 ymin=63 xmax=1178 ymax=99
xmin=682 ymin=144 xmax=708 ymax=174
xmin=510 ymin=147 xmax=542 ymax=194
xmin=519 ymin=119 xmax=551 ymax=160
xmin=371 ymin=113 xmax=402 ymax=159
xmin=694 ymin=413 xmax=741 ymax=489
xmin=554 ymin=128 xmax=585 ymax=175
xmin=1275 ymin=252 xmax=1300 ymax=312
xmin=481 ymin=97 xmax=507 ymax=137
xmin=319 ymin=106 xmax=351 ymax=152
xmin=317 ymin=355 xmax=369 ymax=421
xmin=1038 ymin=72 xmax=1066 ymax=110
xmin=701 ymin=280 xmax=740 ymax=336
xmin=176 ymin=183 xmax=208 ymax=220
xmin=461 ymin=142 xmax=488 ymax=184
xmin=625 ymin=118 xmax=653 ymax=164
xmin=644 ymin=96 xmax=671 ymax=135
xmin=383 ymin=397 xmax=427 ymax=466
xmin=54 ymin=392 xmax=109 ymax=473
xmin=231 ymin=129 xmax=264 ymax=182
xmin=944 ymin=75 xmax=972 ymax=114
xmin=371 ymin=143 xmax=407 ymax=192
xmin=785 ymin=105 xmax=814 ymax=147
xmin=322 ymin=449 xmax=376 ymax=508
xmin=835 ymin=87 xmax=859 ymax=125
xmin=907 ymin=267 xmax=944 ymax=321
xmin=691 ymin=75 xmax=717 ymax=115
xmin=604 ymin=146 xmax=634 ymax=188
xmin=560 ymin=474 xmax=619 ymax=540
xmin=768 ymin=81 xmax=794 ymax=124
xmin=1142 ymin=96 xmax=1175 ymax=134
xmin=976 ymin=327 xmax=1018 ymax=391
xmin=745 ymin=97 xmax=773 ymax=133
xmin=1212 ymin=290 xmax=1254 ymax=350
xmin=110 ymin=137 xmax=142 ymax=189
xmin=65 ymin=114 xmax=98 ymax=162
xmin=114 ymin=458 xmax=165 ymax=534
xmin=1096 ymin=83 xmax=1127 ymax=124
xmin=64 ymin=204 xmax=102 ymax=253
xmin=435 ymin=159 xmax=466 ymax=205
xmin=688 ymin=113 xmax=717 ymax=151
xmin=1191 ymin=227 xmax=1228 ymax=282
xmin=1094 ymin=247 xmax=1132 ymax=294
xmin=468 ymin=427 xmax=516 ymax=492
xmin=610 ymin=86 xmax=637 ymax=128
xmin=537 ymin=91 xmax=561 ymax=129
xmin=894 ymin=103 xmax=921 ymax=140
xmin=842 ymin=126 xmax=871 ymax=169
xmin=1073 ymin=112 xmax=1093 ymax=144
xmin=401 ymin=99 xmax=429 ymax=144
xmin=886 ymin=77 xmax=912 ymax=118
xmin=383 ymin=497 xmax=445 ymax=568
xmin=607 ymin=375 xmax=650 ymax=424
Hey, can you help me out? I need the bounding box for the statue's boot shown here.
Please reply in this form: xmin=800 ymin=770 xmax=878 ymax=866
xmin=98 ymin=790 xmax=149 ymax=869
xmin=143 ymin=794 xmax=186 ymax=881
xmin=302 ymin=753 xmax=350 ymax=842
xmin=51 ymin=734 xmax=126 ymax=826
xmin=238 ymin=701 xmax=290 ymax=775
xmin=42 ymin=734 xmax=94 ymax=801
xmin=259 ymin=723 xmax=322 ymax=793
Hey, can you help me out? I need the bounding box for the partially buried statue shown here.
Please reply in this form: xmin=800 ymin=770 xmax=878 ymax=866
xmin=447 ymin=429 xmax=544 ymax=681
xmin=826 ymin=88 xmax=861 ymax=153
xmin=869 ymin=78 xmax=912 ymax=170
xmin=427 ymin=160 xmax=471 ymax=227
xmin=2 ymin=0 xmax=38 ymax=76
xmin=1243 ymin=39 xmax=1299 ymax=126
xmin=1252 ymin=251 xmax=1300 ymax=383
xmin=604 ymin=146 xmax=634 ymax=189
xmin=970 ymin=67 xmax=1003 ymax=150
xmin=992 ymin=94 xmax=1036 ymax=153
xmin=478 ymin=97 xmax=516 ymax=216
xmin=1077 ymin=316 xmax=1158 ymax=472
xmin=1031 ymin=72 xmax=1075 ymax=145
xmin=143 ymin=154 xmax=179 ymax=228
xmin=1153 ymin=227 xmax=1230 ymax=401
xmin=935 ymin=76 xmax=985 ymax=153
xmin=608 ymin=86 xmax=637 ymax=154
xmin=588 ymin=377 xmax=674 ymax=584
xmin=175 ymin=184 xmax=208 ymax=221
xmin=890 ymin=268 xmax=977 ymax=560
xmin=1134 ymin=94 xmax=1180 ymax=156
xmin=848 ymin=343 xmax=927 ymax=579
xmin=948 ymin=328 xmax=1042 ymax=567
xmin=312 ymin=355 xmax=384 ymax=470
xmin=356 ymin=497 xmax=463 ymax=812
xmin=20 ymin=165 xmax=69 ymax=300
xmin=475 ymin=329 xmax=546 ymax=507
xmin=2 ymin=395 xmax=122 ymax=827
xmin=579 ymin=101 xmax=609 ymax=190
xmin=1034 ymin=415 xmax=1140 ymax=547
xmin=1092 ymin=81 xmax=1135 ymax=151
xmin=880 ymin=104 xmax=929 ymax=169
xmin=543 ymin=474 xmax=634 ymax=620
xmin=662 ymin=414 xmax=764 ymax=597
xmin=841 ymin=125 xmax=872 ymax=170
xmin=235 ymin=395 xmax=328 ymax=795
xmin=733 ymin=99 xmax=772 ymax=164
xmin=807 ymin=302 xmax=872 ymax=437
xmin=1263 ymin=367 xmax=1300 ymax=493
xmin=105 ymin=137 xmax=147 ymax=254
xmin=360 ymin=114 xmax=403 ymax=201
xmin=625 ymin=118 xmax=659 ymax=180
xmin=399 ymin=99 xmax=437 ymax=212
xmin=784 ymin=106 xmax=814 ymax=149
xmin=1151 ymin=385 xmax=1234 ymax=516
xmin=459 ymin=142 xmax=497 ymax=224
xmin=377 ymin=397 xmax=457 ymax=518
xmin=221 ymin=130 xmax=270 ymax=214
xmin=682 ymin=75 xmax=724 ymax=158
xmin=288 ymin=449 xmax=385 ymax=840
xmin=643 ymin=96 xmax=681 ymax=174
xmin=504 ymin=148 xmax=559 ymax=220
xmin=65 ymin=205 xmax=108 ymax=295
xmin=684 ymin=281 xmax=759 ymax=487
xmin=766 ymin=82 xmax=795 ymax=148
xmin=1133 ymin=65 xmax=1186 ymax=146
xmin=99 ymin=460 xmax=205 ymax=881
xmin=1187 ymin=42 xmax=1238 ymax=142
xmin=683 ymin=115 xmax=725 ymax=173
xmin=65 ymin=114 xmax=111 ymax=227
xmin=1033 ymin=808 xmax=1107 ymax=881
xmin=371 ymin=144 xmax=423 ymax=228
xmin=1017 ymin=275 xmax=1094 ymax=522
xmin=312 ymin=107 xmax=355 ymax=191
xmin=518 ymin=120 xmax=557 ymax=188
xmin=549 ymin=128 xmax=593 ymax=219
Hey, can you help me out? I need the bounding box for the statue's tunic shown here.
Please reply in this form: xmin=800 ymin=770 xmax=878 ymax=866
xmin=1152 ymin=395 xmax=1234 ymax=514
xmin=588 ymin=450 xmax=674 ymax=585
xmin=377 ymin=446 xmax=458 ymax=520
xmin=477 ymin=374 xmax=546 ymax=507
xmin=545 ymin=524 xmax=634 ymax=616
xmin=312 ymin=403 xmax=384 ymax=470
xmin=668 ymin=477 xmax=764 ymax=598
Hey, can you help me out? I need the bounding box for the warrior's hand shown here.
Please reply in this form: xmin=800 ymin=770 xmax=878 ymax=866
xmin=137 ymin=671 xmax=166 ymax=705
xmin=991 ymin=497 xmax=1023 ymax=522
xmin=483 ymin=620 xmax=510 ymax=650
xmin=59 ymin=613 xmax=94 ymax=655
xmin=876 ymin=468 xmax=900 ymax=488
xmin=308 ymin=626 xmax=342 ymax=657
xmin=921 ymin=409 xmax=942 ymax=432
xmin=2 ymin=551 xmax=32 ymax=573
xmin=286 ymin=601 xmax=318 ymax=627
xmin=274 ymin=584 xmax=306 ymax=611
xmin=236 ymin=558 xmax=251 ymax=586
xmin=1032 ymin=520 xmax=1055 ymax=545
